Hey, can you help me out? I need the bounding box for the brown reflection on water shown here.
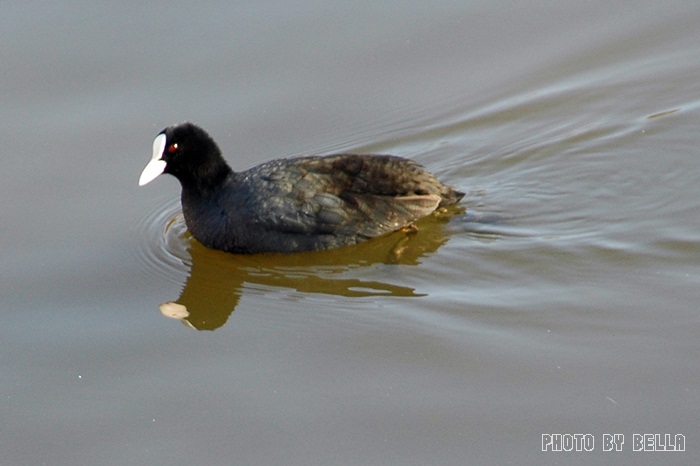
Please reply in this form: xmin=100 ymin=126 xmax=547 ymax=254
xmin=159 ymin=209 xmax=462 ymax=330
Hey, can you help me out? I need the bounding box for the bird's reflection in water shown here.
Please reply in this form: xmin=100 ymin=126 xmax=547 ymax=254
xmin=159 ymin=208 xmax=463 ymax=330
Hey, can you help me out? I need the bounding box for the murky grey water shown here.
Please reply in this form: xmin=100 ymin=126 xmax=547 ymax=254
xmin=2 ymin=1 xmax=699 ymax=465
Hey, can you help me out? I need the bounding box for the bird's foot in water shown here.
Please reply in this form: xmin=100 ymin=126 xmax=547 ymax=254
xmin=387 ymin=224 xmax=419 ymax=262
xmin=399 ymin=223 xmax=419 ymax=235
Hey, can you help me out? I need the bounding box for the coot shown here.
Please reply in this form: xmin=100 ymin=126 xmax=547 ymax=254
xmin=139 ymin=123 xmax=464 ymax=253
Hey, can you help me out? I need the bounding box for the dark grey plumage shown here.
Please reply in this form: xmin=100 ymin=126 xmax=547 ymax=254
xmin=140 ymin=122 xmax=464 ymax=253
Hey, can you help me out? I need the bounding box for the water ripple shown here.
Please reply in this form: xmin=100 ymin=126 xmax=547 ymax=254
xmin=134 ymin=195 xmax=192 ymax=286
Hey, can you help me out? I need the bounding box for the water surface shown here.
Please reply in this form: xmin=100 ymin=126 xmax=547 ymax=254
xmin=2 ymin=1 xmax=699 ymax=465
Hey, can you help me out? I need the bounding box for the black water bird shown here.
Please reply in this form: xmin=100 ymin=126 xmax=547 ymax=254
xmin=139 ymin=123 xmax=464 ymax=253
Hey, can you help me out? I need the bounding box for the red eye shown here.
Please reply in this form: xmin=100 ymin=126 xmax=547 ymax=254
xmin=167 ymin=143 xmax=178 ymax=153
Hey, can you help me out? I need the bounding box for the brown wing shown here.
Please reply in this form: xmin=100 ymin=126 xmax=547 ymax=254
xmin=252 ymin=154 xmax=462 ymax=238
